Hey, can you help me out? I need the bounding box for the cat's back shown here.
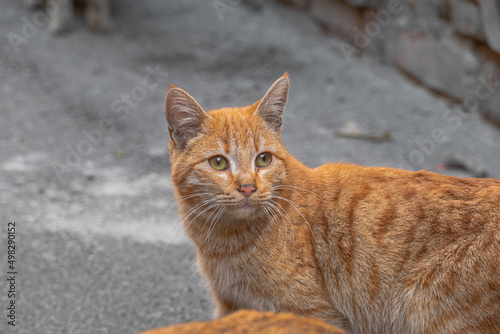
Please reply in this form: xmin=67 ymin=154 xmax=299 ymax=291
xmin=317 ymin=162 xmax=500 ymax=215
xmin=317 ymin=162 xmax=500 ymax=265
xmin=310 ymin=163 xmax=500 ymax=333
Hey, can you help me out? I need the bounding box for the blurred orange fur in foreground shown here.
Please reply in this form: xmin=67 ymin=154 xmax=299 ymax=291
xmin=137 ymin=310 xmax=346 ymax=334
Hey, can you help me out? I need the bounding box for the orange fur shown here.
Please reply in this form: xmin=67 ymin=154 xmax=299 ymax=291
xmin=164 ymin=74 xmax=500 ymax=334
xmin=137 ymin=310 xmax=346 ymax=334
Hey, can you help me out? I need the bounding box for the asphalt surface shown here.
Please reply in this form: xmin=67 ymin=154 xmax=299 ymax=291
xmin=1 ymin=0 xmax=500 ymax=333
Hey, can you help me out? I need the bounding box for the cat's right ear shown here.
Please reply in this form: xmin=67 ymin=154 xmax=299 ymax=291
xmin=164 ymin=85 xmax=209 ymax=150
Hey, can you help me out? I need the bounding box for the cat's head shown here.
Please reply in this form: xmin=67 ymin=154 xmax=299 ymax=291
xmin=164 ymin=74 xmax=290 ymax=222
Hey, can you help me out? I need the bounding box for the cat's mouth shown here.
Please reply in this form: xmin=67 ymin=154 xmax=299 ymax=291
xmin=214 ymin=194 xmax=269 ymax=218
xmin=241 ymin=198 xmax=252 ymax=208
xmin=227 ymin=198 xmax=262 ymax=217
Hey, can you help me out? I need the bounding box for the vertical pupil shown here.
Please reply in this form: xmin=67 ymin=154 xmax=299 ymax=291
xmin=217 ymin=157 xmax=221 ymax=165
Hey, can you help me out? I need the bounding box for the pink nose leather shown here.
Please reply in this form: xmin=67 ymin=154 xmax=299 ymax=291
xmin=238 ymin=184 xmax=257 ymax=198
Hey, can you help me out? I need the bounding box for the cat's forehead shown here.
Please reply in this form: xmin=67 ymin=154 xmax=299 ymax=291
xmin=203 ymin=107 xmax=276 ymax=154
xmin=207 ymin=107 xmax=259 ymax=136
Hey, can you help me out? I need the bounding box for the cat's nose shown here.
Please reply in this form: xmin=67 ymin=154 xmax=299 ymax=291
xmin=237 ymin=184 xmax=257 ymax=198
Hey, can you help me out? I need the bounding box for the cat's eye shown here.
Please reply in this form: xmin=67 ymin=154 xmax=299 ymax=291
xmin=256 ymin=152 xmax=273 ymax=168
xmin=208 ymin=156 xmax=229 ymax=171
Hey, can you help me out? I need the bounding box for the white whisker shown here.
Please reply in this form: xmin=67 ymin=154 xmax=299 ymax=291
xmin=202 ymin=206 xmax=227 ymax=245
xmin=267 ymin=200 xmax=293 ymax=260
xmin=165 ymin=192 xmax=212 ymax=214
xmin=262 ymin=204 xmax=281 ymax=250
xmin=184 ymin=202 xmax=220 ymax=231
xmin=265 ymin=204 xmax=284 ymax=254
xmin=272 ymin=195 xmax=314 ymax=240
xmin=270 ymin=200 xmax=295 ymax=245
xmin=273 ymin=184 xmax=324 ymax=202
xmin=161 ymin=198 xmax=216 ymax=257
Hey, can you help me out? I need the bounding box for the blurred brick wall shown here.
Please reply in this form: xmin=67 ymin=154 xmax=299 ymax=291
xmin=279 ymin=0 xmax=500 ymax=127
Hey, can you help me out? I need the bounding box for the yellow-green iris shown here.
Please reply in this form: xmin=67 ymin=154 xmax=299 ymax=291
xmin=208 ymin=156 xmax=228 ymax=171
xmin=256 ymin=152 xmax=273 ymax=168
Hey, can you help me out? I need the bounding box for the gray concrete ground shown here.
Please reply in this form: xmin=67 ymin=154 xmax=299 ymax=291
xmin=1 ymin=0 xmax=499 ymax=333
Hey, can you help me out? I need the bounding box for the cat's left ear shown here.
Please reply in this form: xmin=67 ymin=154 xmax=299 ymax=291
xmin=255 ymin=73 xmax=289 ymax=134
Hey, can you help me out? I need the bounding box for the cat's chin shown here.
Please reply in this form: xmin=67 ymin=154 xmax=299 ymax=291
xmin=227 ymin=203 xmax=262 ymax=220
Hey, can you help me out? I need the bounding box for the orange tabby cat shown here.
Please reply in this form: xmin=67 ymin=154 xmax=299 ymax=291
xmin=164 ymin=74 xmax=500 ymax=334
xmin=138 ymin=310 xmax=346 ymax=334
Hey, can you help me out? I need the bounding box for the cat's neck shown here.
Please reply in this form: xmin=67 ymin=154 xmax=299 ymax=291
xmin=283 ymin=153 xmax=316 ymax=184
xmin=185 ymin=214 xmax=273 ymax=257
